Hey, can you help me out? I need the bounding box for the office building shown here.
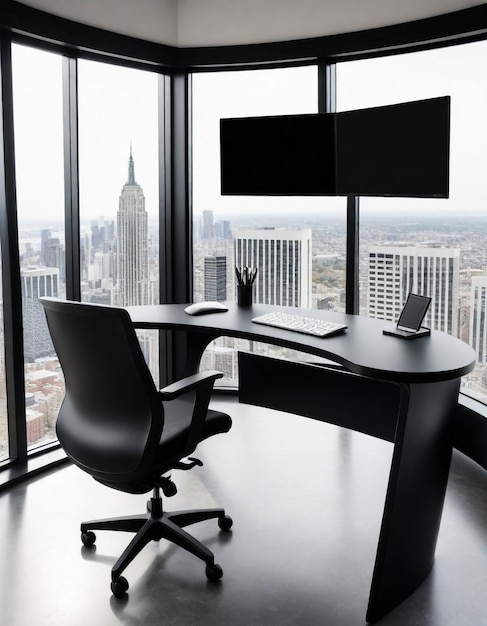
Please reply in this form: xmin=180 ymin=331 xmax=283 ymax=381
xmin=368 ymin=244 xmax=460 ymax=335
xmin=204 ymin=255 xmax=227 ymax=301
xmin=200 ymin=344 xmax=238 ymax=381
xmin=136 ymin=328 xmax=159 ymax=382
xmin=24 ymin=392 xmax=45 ymax=445
xmin=41 ymin=229 xmax=65 ymax=281
xmin=21 ymin=266 xmax=60 ymax=362
xmin=219 ymin=220 xmax=232 ymax=240
xmin=113 ymin=148 xmax=150 ymax=307
xmin=234 ymin=228 xmax=312 ymax=308
xmin=21 ymin=265 xmax=64 ymax=445
xmin=84 ymin=217 xmax=116 ymax=301
xmin=111 ymin=149 xmax=159 ymax=381
xmin=87 ymin=217 xmax=116 ymax=269
xmin=470 ymin=274 xmax=487 ymax=364
xmin=202 ymin=209 xmax=214 ymax=239
xmin=40 ymin=229 xmax=58 ymax=266
xmin=87 ymin=251 xmax=113 ymax=289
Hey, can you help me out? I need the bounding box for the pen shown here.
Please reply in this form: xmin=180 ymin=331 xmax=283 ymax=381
xmin=235 ymin=266 xmax=257 ymax=286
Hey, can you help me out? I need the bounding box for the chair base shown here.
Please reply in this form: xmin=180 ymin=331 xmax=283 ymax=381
xmin=80 ymin=488 xmax=232 ymax=593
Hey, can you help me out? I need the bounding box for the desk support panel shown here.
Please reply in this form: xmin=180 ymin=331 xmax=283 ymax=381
xmin=238 ymin=352 xmax=399 ymax=442
xmin=366 ymin=378 xmax=460 ymax=622
xmin=237 ymin=352 xmax=460 ymax=623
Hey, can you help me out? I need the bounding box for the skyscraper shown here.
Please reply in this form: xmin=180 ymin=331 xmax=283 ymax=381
xmin=111 ymin=148 xmax=159 ymax=383
xmin=202 ymin=210 xmax=214 ymax=239
xmin=21 ymin=266 xmax=60 ymax=361
xmin=367 ymin=243 xmax=460 ymax=335
xmin=113 ymin=147 xmax=149 ymax=307
xmin=234 ymin=228 xmax=312 ymax=308
xmin=204 ymin=256 xmax=227 ymax=301
xmin=41 ymin=229 xmax=65 ymax=281
xmin=470 ymin=274 xmax=487 ymax=364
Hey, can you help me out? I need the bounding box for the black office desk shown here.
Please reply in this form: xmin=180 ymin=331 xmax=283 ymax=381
xmin=126 ymin=303 xmax=476 ymax=623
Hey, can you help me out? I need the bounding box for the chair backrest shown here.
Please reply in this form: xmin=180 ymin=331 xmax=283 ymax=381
xmin=40 ymin=298 xmax=164 ymax=482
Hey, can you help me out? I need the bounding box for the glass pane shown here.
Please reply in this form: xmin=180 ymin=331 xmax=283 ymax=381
xmin=12 ymin=44 xmax=65 ymax=451
xmin=192 ymin=67 xmax=346 ymax=386
xmin=78 ymin=60 xmax=160 ymax=384
xmin=337 ymin=41 xmax=487 ymax=403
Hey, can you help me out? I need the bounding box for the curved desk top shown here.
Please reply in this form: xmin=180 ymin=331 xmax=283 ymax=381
xmin=126 ymin=303 xmax=476 ymax=384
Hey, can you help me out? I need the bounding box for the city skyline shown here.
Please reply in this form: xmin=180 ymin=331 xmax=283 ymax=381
xmin=8 ymin=194 xmax=487 ymax=452
xmin=194 ymin=205 xmax=487 ymax=388
xmin=9 ymin=118 xmax=487 ymax=448
xmin=11 ymin=149 xmax=162 ymax=451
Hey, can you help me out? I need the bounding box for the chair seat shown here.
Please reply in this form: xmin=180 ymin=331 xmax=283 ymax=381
xmin=158 ymin=397 xmax=232 ymax=463
xmin=96 ymin=399 xmax=232 ymax=494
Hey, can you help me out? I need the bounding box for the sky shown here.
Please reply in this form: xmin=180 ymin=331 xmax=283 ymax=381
xmin=12 ymin=45 xmax=159 ymax=226
xmin=9 ymin=37 xmax=487 ymax=226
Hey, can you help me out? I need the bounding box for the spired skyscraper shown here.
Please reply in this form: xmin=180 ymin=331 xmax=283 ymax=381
xmin=113 ymin=147 xmax=150 ymax=307
xmin=112 ymin=148 xmax=159 ymax=380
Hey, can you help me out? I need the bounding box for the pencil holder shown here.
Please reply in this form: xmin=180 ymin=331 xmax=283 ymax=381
xmin=237 ymin=284 xmax=253 ymax=307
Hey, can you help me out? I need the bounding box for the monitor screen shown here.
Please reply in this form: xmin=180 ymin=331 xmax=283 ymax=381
xmin=220 ymin=97 xmax=450 ymax=198
xmin=335 ymin=96 xmax=450 ymax=198
xmin=220 ymin=114 xmax=336 ymax=196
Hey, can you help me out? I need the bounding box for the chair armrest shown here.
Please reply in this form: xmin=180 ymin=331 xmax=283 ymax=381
xmin=158 ymin=370 xmax=223 ymax=400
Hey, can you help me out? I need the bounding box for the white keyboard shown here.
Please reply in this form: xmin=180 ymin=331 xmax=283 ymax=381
xmin=251 ymin=312 xmax=347 ymax=337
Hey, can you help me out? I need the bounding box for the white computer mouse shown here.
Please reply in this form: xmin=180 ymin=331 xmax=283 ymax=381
xmin=184 ymin=301 xmax=229 ymax=316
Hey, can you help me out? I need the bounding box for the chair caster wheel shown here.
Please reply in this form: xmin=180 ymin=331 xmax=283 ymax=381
xmin=111 ymin=576 xmax=129 ymax=598
xmin=81 ymin=530 xmax=96 ymax=547
xmin=218 ymin=515 xmax=233 ymax=532
xmin=206 ymin=564 xmax=223 ymax=582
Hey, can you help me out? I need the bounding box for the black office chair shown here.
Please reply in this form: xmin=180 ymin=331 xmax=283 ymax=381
xmin=40 ymin=297 xmax=233 ymax=597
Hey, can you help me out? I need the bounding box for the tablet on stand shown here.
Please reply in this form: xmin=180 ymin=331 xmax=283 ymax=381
xmin=382 ymin=293 xmax=431 ymax=339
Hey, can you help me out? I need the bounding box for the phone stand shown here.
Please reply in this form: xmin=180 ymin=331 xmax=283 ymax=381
xmin=383 ymin=326 xmax=431 ymax=340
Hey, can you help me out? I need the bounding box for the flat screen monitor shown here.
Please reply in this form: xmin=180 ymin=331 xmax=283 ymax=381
xmin=220 ymin=114 xmax=336 ymax=196
xmin=335 ymin=96 xmax=450 ymax=198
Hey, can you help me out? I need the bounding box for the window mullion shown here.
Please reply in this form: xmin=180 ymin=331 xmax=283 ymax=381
xmin=0 ymin=38 xmax=27 ymax=462
xmin=62 ymin=56 xmax=80 ymax=301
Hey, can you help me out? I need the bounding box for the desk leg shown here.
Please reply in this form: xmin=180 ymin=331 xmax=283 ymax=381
xmin=366 ymin=379 xmax=460 ymax=623
xmin=174 ymin=330 xmax=220 ymax=379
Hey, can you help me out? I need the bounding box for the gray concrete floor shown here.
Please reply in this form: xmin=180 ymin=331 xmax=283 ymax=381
xmin=1 ymin=396 xmax=486 ymax=625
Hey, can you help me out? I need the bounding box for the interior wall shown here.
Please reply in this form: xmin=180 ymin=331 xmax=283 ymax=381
xmin=16 ymin=0 xmax=487 ymax=47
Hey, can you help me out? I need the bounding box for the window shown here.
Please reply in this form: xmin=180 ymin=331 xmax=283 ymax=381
xmin=11 ymin=48 xmax=162 ymax=456
xmin=78 ymin=60 xmax=160 ymax=384
xmin=12 ymin=44 xmax=65 ymax=451
xmin=192 ymin=66 xmax=346 ymax=385
xmin=337 ymin=40 xmax=487 ymax=403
